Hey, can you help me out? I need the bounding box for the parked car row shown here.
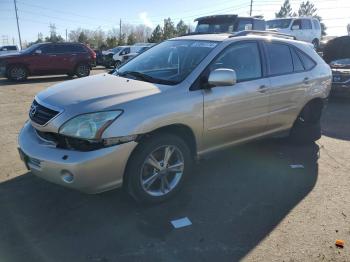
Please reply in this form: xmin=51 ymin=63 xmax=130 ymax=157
xmin=100 ymin=43 xmax=154 ymax=68
xmin=0 ymin=45 xmax=18 ymax=55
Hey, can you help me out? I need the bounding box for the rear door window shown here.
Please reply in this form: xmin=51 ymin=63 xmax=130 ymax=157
xmin=265 ymin=42 xmax=293 ymax=75
xmin=39 ymin=45 xmax=55 ymax=54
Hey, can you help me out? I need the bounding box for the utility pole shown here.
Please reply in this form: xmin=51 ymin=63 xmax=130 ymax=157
xmin=66 ymin=29 xmax=68 ymax=42
xmin=13 ymin=0 xmax=22 ymax=49
xmin=119 ymin=19 xmax=122 ymax=44
xmin=249 ymin=0 xmax=253 ymax=16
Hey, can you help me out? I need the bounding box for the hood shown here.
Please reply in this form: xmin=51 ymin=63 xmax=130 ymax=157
xmin=37 ymin=73 xmax=164 ymax=113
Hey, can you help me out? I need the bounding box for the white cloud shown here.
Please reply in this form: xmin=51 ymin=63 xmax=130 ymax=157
xmin=139 ymin=12 xmax=154 ymax=28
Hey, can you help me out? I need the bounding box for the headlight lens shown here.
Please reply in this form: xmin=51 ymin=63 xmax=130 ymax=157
xmin=59 ymin=111 xmax=122 ymax=140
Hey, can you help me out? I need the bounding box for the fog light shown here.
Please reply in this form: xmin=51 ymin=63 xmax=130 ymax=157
xmin=61 ymin=170 xmax=74 ymax=183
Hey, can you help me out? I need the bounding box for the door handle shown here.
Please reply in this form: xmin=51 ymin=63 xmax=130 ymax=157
xmin=258 ymin=85 xmax=269 ymax=93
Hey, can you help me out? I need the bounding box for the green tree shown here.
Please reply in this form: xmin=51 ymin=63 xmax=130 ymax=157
xmin=148 ymin=25 xmax=163 ymax=43
xmin=127 ymin=32 xmax=136 ymax=45
xmin=176 ymin=20 xmax=189 ymax=36
xmin=106 ymin=36 xmax=118 ymax=48
xmin=297 ymin=1 xmax=326 ymax=35
xmin=275 ymin=0 xmax=293 ymax=18
xmin=163 ymin=18 xmax=177 ymax=40
xmin=78 ymin=32 xmax=88 ymax=43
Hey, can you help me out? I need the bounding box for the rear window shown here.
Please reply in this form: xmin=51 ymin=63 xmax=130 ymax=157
xmin=265 ymin=42 xmax=293 ymax=75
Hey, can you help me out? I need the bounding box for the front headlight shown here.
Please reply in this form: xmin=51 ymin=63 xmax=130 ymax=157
xmin=59 ymin=111 xmax=123 ymax=140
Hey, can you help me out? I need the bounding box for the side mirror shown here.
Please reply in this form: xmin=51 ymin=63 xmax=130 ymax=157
xmin=34 ymin=49 xmax=42 ymax=55
xmin=208 ymin=68 xmax=237 ymax=87
xmin=291 ymin=25 xmax=300 ymax=30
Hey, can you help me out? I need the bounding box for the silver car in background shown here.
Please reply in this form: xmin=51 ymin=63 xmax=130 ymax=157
xmin=18 ymin=32 xmax=331 ymax=203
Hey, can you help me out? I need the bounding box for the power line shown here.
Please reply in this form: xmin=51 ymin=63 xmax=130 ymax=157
xmin=13 ymin=0 xmax=22 ymax=49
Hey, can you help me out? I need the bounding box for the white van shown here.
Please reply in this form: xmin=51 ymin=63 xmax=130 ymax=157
xmin=266 ymin=17 xmax=321 ymax=48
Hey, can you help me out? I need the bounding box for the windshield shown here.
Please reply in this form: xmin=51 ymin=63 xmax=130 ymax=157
xmin=267 ymin=19 xmax=292 ymax=29
xmin=20 ymin=43 xmax=42 ymax=54
xmin=195 ymin=18 xmax=236 ymax=33
xmin=110 ymin=47 xmax=122 ymax=53
xmin=115 ymin=40 xmax=218 ymax=85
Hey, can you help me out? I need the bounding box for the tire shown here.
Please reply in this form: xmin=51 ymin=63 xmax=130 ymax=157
xmin=75 ymin=63 xmax=90 ymax=78
xmin=289 ymin=102 xmax=323 ymax=144
xmin=7 ymin=65 xmax=28 ymax=81
xmin=126 ymin=134 xmax=192 ymax=204
xmin=67 ymin=72 xmax=74 ymax=78
xmin=312 ymin=39 xmax=319 ymax=50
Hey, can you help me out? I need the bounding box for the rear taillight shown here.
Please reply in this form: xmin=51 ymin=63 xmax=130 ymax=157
xmin=92 ymin=51 xmax=96 ymax=59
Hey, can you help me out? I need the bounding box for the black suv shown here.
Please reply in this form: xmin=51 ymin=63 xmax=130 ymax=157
xmin=194 ymin=14 xmax=266 ymax=34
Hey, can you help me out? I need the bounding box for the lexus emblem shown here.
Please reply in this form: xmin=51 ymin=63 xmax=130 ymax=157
xmin=29 ymin=104 xmax=38 ymax=118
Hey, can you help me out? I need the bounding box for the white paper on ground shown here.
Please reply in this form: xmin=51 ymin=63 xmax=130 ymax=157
xmin=171 ymin=217 xmax=192 ymax=229
xmin=290 ymin=164 xmax=304 ymax=169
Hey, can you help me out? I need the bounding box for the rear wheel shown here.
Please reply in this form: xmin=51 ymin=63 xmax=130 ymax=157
xmin=312 ymin=39 xmax=319 ymax=50
xmin=7 ymin=65 xmax=28 ymax=81
xmin=126 ymin=134 xmax=192 ymax=204
xmin=75 ymin=63 xmax=90 ymax=78
xmin=289 ymin=101 xmax=323 ymax=144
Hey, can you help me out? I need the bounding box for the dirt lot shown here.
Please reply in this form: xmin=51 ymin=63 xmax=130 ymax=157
xmin=0 ymin=70 xmax=349 ymax=262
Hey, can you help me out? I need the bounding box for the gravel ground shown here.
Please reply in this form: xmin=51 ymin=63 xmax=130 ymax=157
xmin=0 ymin=70 xmax=349 ymax=262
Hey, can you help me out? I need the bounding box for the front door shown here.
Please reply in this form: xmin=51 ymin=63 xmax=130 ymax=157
xmin=203 ymin=41 xmax=270 ymax=151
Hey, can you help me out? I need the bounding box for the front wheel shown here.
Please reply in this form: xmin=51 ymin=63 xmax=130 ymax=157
xmin=126 ymin=134 xmax=192 ymax=204
xmin=75 ymin=63 xmax=90 ymax=78
xmin=7 ymin=65 xmax=28 ymax=81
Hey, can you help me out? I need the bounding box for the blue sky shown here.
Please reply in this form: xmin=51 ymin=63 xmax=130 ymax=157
xmin=0 ymin=0 xmax=349 ymax=46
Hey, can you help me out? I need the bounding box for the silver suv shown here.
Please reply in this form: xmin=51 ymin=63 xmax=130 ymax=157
xmin=18 ymin=33 xmax=332 ymax=203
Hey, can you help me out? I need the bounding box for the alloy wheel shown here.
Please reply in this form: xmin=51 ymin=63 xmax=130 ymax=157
xmin=140 ymin=145 xmax=185 ymax=197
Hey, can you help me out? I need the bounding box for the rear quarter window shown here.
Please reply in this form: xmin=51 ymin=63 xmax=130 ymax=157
xmin=296 ymin=49 xmax=316 ymax=70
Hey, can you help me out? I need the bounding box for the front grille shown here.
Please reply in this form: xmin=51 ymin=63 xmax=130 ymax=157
xmin=29 ymin=100 xmax=59 ymax=125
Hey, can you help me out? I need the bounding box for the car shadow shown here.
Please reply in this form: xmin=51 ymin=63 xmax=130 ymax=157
xmin=0 ymin=139 xmax=319 ymax=262
xmin=321 ymin=98 xmax=350 ymax=141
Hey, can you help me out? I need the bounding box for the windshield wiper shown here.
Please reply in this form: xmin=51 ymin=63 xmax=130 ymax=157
xmin=118 ymin=71 xmax=177 ymax=85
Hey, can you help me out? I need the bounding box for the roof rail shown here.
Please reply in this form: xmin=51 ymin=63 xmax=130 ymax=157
xmin=231 ymin=30 xmax=296 ymax=40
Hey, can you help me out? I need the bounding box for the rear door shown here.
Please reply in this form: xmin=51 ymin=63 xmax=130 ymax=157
xmin=53 ymin=44 xmax=76 ymax=73
xmin=263 ymin=41 xmax=315 ymax=130
xmin=203 ymin=41 xmax=270 ymax=150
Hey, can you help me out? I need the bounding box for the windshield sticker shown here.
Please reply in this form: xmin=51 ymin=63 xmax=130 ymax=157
xmin=190 ymin=42 xmax=218 ymax=48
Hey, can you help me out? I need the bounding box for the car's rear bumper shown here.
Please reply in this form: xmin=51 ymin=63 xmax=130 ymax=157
xmin=18 ymin=122 xmax=138 ymax=194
